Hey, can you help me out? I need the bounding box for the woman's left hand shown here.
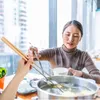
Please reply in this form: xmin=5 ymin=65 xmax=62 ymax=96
xmin=68 ymin=68 xmax=83 ymax=77
xmin=16 ymin=56 xmax=33 ymax=78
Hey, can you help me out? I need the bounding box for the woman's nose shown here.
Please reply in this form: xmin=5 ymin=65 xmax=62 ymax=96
xmin=69 ymin=35 xmax=73 ymax=42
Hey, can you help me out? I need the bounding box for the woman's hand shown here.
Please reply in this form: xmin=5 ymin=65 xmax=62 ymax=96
xmin=16 ymin=56 xmax=33 ymax=78
xmin=0 ymin=57 xmax=33 ymax=100
xmin=68 ymin=68 xmax=83 ymax=77
xmin=28 ymin=46 xmax=41 ymax=59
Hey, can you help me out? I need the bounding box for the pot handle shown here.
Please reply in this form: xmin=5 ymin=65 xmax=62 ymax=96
xmin=93 ymin=87 xmax=100 ymax=99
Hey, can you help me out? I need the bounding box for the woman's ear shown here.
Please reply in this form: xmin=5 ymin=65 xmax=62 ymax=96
xmin=79 ymin=37 xmax=82 ymax=41
xmin=79 ymin=32 xmax=82 ymax=41
xmin=79 ymin=37 xmax=81 ymax=41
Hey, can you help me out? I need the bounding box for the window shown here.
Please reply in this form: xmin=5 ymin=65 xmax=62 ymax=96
xmin=57 ymin=0 xmax=72 ymax=46
xmin=0 ymin=0 xmax=49 ymax=75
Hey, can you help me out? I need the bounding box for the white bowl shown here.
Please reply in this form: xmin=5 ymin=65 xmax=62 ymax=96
xmin=53 ymin=67 xmax=68 ymax=76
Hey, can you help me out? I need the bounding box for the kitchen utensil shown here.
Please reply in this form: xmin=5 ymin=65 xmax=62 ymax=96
xmin=29 ymin=42 xmax=44 ymax=75
xmin=37 ymin=75 xmax=99 ymax=100
xmin=53 ymin=67 xmax=68 ymax=76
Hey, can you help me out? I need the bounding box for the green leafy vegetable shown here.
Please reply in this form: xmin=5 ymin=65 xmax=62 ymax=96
xmin=0 ymin=67 xmax=7 ymax=78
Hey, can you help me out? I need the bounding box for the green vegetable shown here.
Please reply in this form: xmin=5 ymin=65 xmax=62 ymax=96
xmin=0 ymin=67 xmax=7 ymax=78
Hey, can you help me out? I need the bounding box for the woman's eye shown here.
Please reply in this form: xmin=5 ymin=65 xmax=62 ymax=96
xmin=74 ymin=35 xmax=79 ymax=38
xmin=65 ymin=34 xmax=70 ymax=36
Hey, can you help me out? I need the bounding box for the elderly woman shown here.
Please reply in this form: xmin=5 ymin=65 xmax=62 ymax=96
xmin=29 ymin=20 xmax=100 ymax=83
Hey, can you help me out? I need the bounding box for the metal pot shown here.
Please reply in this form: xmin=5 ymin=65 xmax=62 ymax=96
xmin=36 ymin=75 xmax=99 ymax=100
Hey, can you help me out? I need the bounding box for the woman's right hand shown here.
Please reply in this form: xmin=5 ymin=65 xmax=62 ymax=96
xmin=16 ymin=56 xmax=33 ymax=79
xmin=28 ymin=46 xmax=41 ymax=60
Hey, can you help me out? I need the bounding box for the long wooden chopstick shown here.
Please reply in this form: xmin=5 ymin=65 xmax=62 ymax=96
xmin=1 ymin=37 xmax=52 ymax=77
xmin=1 ymin=37 xmax=28 ymax=61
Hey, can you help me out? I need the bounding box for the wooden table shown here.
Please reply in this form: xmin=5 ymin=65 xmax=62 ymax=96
xmin=4 ymin=74 xmax=100 ymax=100
xmin=16 ymin=92 xmax=37 ymax=100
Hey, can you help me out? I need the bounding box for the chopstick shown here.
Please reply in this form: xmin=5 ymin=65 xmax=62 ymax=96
xmin=1 ymin=37 xmax=49 ymax=75
xmin=1 ymin=37 xmax=51 ymax=77
xmin=1 ymin=37 xmax=28 ymax=61
xmin=1 ymin=37 xmax=63 ymax=92
xmin=29 ymin=42 xmax=44 ymax=75
xmin=1 ymin=37 xmax=49 ymax=78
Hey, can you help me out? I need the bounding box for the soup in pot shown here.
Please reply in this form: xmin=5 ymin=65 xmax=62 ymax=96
xmin=40 ymin=82 xmax=93 ymax=97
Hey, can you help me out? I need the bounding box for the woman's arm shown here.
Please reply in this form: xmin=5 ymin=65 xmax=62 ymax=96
xmin=82 ymin=52 xmax=100 ymax=83
xmin=0 ymin=57 xmax=33 ymax=100
xmin=68 ymin=52 xmax=100 ymax=83
xmin=0 ymin=74 xmax=24 ymax=100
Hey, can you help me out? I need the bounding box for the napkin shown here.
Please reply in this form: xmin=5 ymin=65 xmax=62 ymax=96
xmin=17 ymin=80 xmax=36 ymax=94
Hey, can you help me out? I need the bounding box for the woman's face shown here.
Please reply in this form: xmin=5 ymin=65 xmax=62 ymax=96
xmin=62 ymin=24 xmax=81 ymax=49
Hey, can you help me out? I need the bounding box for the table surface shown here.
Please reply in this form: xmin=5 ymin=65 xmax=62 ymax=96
xmin=4 ymin=74 xmax=100 ymax=100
